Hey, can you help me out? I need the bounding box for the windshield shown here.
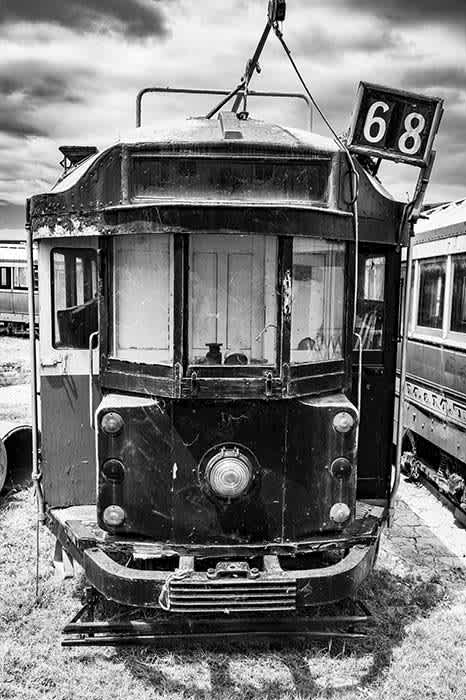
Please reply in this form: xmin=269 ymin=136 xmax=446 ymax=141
xmin=189 ymin=234 xmax=277 ymax=366
xmin=291 ymin=238 xmax=345 ymax=364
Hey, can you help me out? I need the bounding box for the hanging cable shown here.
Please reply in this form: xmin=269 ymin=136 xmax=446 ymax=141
xmin=272 ymin=23 xmax=363 ymax=412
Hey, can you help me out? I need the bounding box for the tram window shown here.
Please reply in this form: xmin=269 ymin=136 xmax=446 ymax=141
xmin=417 ymin=257 xmax=446 ymax=330
xmin=291 ymin=239 xmax=345 ymax=363
xmin=0 ymin=267 xmax=11 ymax=289
xmin=52 ymin=249 xmax=97 ymax=349
xmin=451 ymin=253 xmax=466 ymax=334
xmin=354 ymin=254 xmax=385 ymax=350
xmin=133 ymin=157 xmax=330 ymax=204
xmin=113 ymin=234 xmax=172 ymax=365
xmin=13 ymin=267 xmax=28 ymax=290
xmin=189 ymin=234 xmax=277 ymax=366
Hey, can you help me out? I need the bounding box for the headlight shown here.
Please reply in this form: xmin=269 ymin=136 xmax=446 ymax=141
xmin=102 ymin=459 xmax=125 ymax=483
xmin=101 ymin=411 xmax=124 ymax=436
xmin=102 ymin=504 xmax=125 ymax=527
xmin=329 ymin=502 xmax=351 ymax=524
xmin=205 ymin=447 xmax=253 ymax=499
xmin=330 ymin=457 xmax=352 ymax=479
xmin=333 ymin=411 xmax=355 ymax=434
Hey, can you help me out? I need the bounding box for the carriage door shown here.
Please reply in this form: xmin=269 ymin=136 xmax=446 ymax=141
xmin=39 ymin=237 xmax=100 ymax=507
xmin=353 ymin=245 xmax=400 ymax=499
xmin=189 ymin=234 xmax=273 ymax=365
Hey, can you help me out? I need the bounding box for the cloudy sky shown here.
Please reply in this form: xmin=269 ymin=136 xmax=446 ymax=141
xmin=0 ymin=0 xmax=465 ymax=227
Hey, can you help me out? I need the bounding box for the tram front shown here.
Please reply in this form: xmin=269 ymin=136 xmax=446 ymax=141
xmin=30 ymin=112 xmax=404 ymax=614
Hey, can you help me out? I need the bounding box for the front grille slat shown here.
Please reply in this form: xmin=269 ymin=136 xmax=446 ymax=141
xmin=169 ymin=576 xmax=297 ymax=613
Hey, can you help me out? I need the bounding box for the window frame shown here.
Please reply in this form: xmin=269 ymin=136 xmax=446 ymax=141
xmin=0 ymin=266 xmax=12 ymax=290
xmin=50 ymin=246 xmax=98 ymax=350
xmin=410 ymin=251 xmax=466 ymax=348
xmin=13 ymin=266 xmax=28 ymax=291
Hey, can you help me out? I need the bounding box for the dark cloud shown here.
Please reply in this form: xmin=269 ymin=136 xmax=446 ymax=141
xmin=403 ymin=67 xmax=466 ymax=93
xmin=292 ymin=24 xmax=404 ymax=61
xmin=0 ymin=60 xmax=95 ymax=139
xmin=343 ymin=0 xmax=466 ymax=27
xmin=0 ymin=202 xmax=27 ymax=228
xmin=0 ymin=61 xmax=92 ymax=105
xmin=0 ymin=0 xmax=168 ymax=38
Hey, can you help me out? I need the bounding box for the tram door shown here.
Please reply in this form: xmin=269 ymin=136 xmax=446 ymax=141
xmin=354 ymin=245 xmax=400 ymax=498
xmin=38 ymin=237 xmax=100 ymax=507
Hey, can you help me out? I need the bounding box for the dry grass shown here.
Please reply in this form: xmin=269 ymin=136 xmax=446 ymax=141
xmin=1 ymin=489 xmax=466 ymax=700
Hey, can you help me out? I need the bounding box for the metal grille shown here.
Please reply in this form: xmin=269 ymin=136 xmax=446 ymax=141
xmin=169 ymin=577 xmax=297 ymax=614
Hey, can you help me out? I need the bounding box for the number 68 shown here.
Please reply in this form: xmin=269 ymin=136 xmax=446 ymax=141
xmin=363 ymin=101 xmax=426 ymax=156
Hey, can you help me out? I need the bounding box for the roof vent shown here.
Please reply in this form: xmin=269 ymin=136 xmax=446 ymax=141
xmin=218 ymin=111 xmax=243 ymax=140
xmin=59 ymin=145 xmax=98 ymax=173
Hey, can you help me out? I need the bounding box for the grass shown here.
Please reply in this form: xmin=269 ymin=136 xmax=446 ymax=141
xmin=1 ymin=338 xmax=466 ymax=699
xmin=1 ymin=488 xmax=465 ymax=700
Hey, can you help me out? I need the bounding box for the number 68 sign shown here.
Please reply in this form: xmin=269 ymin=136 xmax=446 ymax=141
xmin=347 ymin=82 xmax=443 ymax=167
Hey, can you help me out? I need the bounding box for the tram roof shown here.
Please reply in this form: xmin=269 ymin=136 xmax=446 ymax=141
xmin=414 ymin=197 xmax=466 ymax=243
xmin=51 ymin=116 xmax=339 ymax=193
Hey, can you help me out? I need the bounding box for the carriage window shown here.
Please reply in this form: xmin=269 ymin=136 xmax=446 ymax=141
xmin=451 ymin=254 xmax=466 ymax=334
xmin=0 ymin=267 xmax=11 ymax=289
xmin=113 ymin=234 xmax=171 ymax=364
xmin=417 ymin=257 xmax=446 ymax=330
xmin=52 ymin=249 xmax=97 ymax=348
xmin=189 ymin=234 xmax=277 ymax=366
xmin=13 ymin=267 xmax=28 ymax=290
xmin=291 ymin=239 xmax=345 ymax=363
xmin=354 ymin=254 xmax=385 ymax=350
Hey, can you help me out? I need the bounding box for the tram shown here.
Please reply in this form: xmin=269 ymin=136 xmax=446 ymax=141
xmin=398 ymin=198 xmax=466 ymax=524
xmin=0 ymin=232 xmax=38 ymax=335
xmin=26 ymin=5 xmax=442 ymax=643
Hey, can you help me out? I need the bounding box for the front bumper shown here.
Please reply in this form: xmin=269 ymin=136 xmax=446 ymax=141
xmin=48 ymin=502 xmax=384 ymax=611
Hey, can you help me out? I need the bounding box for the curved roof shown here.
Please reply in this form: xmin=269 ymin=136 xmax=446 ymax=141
xmin=51 ymin=116 xmax=339 ymax=194
xmin=415 ymin=198 xmax=466 ymax=234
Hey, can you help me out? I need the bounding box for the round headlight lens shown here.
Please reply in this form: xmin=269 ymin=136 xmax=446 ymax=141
xmin=102 ymin=459 xmax=125 ymax=483
xmin=101 ymin=411 xmax=124 ymax=436
xmin=205 ymin=448 xmax=253 ymax=499
xmin=333 ymin=411 xmax=355 ymax=434
xmin=330 ymin=457 xmax=352 ymax=480
xmin=102 ymin=504 xmax=125 ymax=527
xmin=329 ymin=502 xmax=351 ymax=524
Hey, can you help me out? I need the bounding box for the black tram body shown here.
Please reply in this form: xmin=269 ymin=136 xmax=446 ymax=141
xmin=29 ymin=113 xmax=404 ymax=613
xmin=397 ymin=199 xmax=466 ymax=516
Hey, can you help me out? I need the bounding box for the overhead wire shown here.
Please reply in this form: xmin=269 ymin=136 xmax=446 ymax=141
xmin=272 ymin=22 xmax=363 ymax=413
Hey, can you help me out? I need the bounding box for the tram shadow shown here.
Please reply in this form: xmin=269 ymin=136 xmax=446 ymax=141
xmin=113 ymin=563 xmax=463 ymax=700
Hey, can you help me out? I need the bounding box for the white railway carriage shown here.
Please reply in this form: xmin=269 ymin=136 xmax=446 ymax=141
xmin=398 ymin=198 xmax=466 ymax=521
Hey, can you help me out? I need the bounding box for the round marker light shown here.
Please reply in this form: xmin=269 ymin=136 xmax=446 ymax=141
xmin=330 ymin=457 xmax=352 ymax=480
xmin=333 ymin=411 xmax=355 ymax=434
xmin=102 ymin=459 xmax=125 ymax=483
xmin=205 ymin=448 xmax=253 ymax=499
xmin=102 ymin=505 xmax=125 ymax=527
xmin=329 ymin=502 xmax=351 ymax=524
xmin=101 ymin=411 xmax=124 ymax=436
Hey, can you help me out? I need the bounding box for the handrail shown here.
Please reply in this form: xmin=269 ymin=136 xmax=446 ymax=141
xmin=89 ymin=331 xmax=99 ymax=429
xmin=136 ymin=87 xmax=312 ymax=130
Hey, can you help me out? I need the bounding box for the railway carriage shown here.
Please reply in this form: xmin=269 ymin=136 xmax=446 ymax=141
xmin=398 ymin=198 xmax=466 ymax=522
xmin=0 ymin=235 xmax=38 ymax=335
xmin=28 ymin=102 xmax=407 ymax=634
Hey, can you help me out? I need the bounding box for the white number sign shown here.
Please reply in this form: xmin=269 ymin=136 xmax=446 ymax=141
xmin=348 ymin=82 xmax=443 ymax=167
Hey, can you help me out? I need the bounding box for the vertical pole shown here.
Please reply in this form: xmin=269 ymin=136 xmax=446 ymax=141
xmin=26 ymin=204 xmax=45 ymax=520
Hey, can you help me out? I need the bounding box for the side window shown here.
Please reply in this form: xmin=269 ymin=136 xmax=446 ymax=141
xmin=416 ymin=257 xmax=446 ymax=330
xmin=0 ymin=267 xmax=11 ymax=290
xmin=354 ymin=254 xmax=385 ymax=350
xmin=450 ymin=253 xmax=466 ymax=335
xmin=13 ymin=267 xmax=28 ymax=290
xmin=291 ymin=239 xmax=345 ymax=363
xmin=52 ymin=248 xmax=98 ymax=349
